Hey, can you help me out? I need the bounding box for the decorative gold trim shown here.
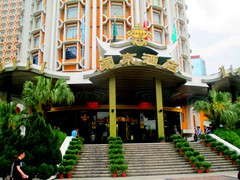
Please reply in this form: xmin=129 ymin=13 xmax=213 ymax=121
xmin=127 ymin=24 xmax=151 ymax=46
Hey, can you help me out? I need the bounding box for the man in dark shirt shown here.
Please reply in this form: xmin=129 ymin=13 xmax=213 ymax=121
xmin=13 ymin=151 xmax=28 ymax=180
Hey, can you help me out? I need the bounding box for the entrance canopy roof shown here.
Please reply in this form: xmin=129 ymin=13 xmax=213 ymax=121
xmin=85 ymin=62 xmax=189 ymax=90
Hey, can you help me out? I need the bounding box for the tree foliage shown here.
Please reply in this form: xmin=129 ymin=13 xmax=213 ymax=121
xmin=194 ymin=90 xmax=239 ymax=129
xmin=22 ymin=76 xmax=75 ymax=116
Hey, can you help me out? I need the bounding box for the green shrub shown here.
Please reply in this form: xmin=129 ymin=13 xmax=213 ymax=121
xmin=193 ymin=150 xmax=200 ymax=157
xmin=195 ymin=161 xmax=202 ymax=169
xmin=58 ymin=166 xmax=65 ymax=174
xmin=231 ymin=154 xmax=238 ymax=161
xmin=119 ymin=164 xmax=128 ymax=172
xmin=214 ymin=129 xmax=240 ymax=149
xmin=202 ymin=162 xmax=212 ymax=169
xmin=38 ymin=163 xmax=53 ymax=180
xmin=196 ymin=155 xmax=205 ymax=162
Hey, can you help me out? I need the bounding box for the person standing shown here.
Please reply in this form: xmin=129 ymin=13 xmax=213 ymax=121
xmin=12 ymin=151 xmax=28 ymax=180
xmin=196 ymin=126 xmax=202 ymax=141
xmin=71 ymin=128 xmax=79 ymax=138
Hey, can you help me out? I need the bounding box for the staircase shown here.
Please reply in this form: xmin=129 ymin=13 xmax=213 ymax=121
xmin=123 ymin=143 xmax=195 ymax=176
xmin=71 ymin=144 xmax=111 ymax=178
xmin=189 ymin=142 xmax=238 ymax=172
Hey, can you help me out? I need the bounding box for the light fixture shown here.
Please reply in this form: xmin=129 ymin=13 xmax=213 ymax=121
xmin=111 ymin=109 xmax=114 ymax=113
xmin=159 ymin=109 xmax=163 ymax=113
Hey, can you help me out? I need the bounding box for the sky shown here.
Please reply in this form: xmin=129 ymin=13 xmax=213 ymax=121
xmin=185 ymin=0 xmax=240 ymax=75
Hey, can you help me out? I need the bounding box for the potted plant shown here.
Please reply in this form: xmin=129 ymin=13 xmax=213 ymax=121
xmin=110 ymin=164 xmax=119 ymax=177
xmin=223 ymin=149 xmax=232 ymax=160
xmin=216 ymin=145 xmax=224 ymax=156
xmin=58 ymin=166 xmax=65 ymax=179
xmin=210 ymin=141 xmax=217 ymax=152
xmin=119 ymin=164 xmax=128 ymax=177
xmin=158 ymin=136 xmax=165 ymax=143
xmin=189 ymin=156 xmax=197 ymax=168
xmin=65 ymin=165 xmax=74 ymax=178
xmin=195 ymin=161 xmax=202 ymax=173
xmin=231 ymin=154 xmax=238 ymax=165
xmin=202 ymin=162 xmax=212 ymax=173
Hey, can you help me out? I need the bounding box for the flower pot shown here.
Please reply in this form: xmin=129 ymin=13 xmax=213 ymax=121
xmin=67 ymin=174 xmax=72 ymax=178
xmin=58 ymin=174 xmax=64 ymax=179
xmin=218 ymin=152 xmax=223 ymax=156
xmin=205 ymin=169 xmax=210 ymax=173
xmin=197 ymin=169 xmax=202 ymax=173
xmin=191 ymin=164 xmax=196 ymax=168
xmin=225 ymin=156 xmax=230 ymax=160
xmin=122 ymin=172 xmax=127 ymax=177
xmin=206 ymin=144 xmax=210 ymax=147
xmin=212 ymin=148 xmax=216 ymax=152
xmin=112 ymin=172 xmax=117 ymax=177
xmin=232 ymin=161 xmax=237 ymax=165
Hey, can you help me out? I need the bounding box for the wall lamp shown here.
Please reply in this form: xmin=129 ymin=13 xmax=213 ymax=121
xmin=159 ymin=109 xmax=163 ymax=113
xmin=111 ymin=109 xmax=114 ymax=113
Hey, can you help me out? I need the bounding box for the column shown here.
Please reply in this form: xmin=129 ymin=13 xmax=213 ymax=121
xmin=109 ymin=75 xmax=116 ymax=137
xmin=155 ymin=78 xmax=164 ymax=137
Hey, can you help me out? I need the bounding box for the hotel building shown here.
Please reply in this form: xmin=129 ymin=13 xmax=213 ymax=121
xmin=0 ymin=0 xmax=239 ymax=143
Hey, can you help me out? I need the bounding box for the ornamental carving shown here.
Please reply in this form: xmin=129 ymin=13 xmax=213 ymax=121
xmin=127 ymin=24 xmax=151 ymax=46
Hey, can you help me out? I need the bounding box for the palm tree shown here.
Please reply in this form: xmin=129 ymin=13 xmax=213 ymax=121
xmin=22 ymin=76 xmax=75 ymax=117
xmin=194 ymin=90 xmax=238 ymax=130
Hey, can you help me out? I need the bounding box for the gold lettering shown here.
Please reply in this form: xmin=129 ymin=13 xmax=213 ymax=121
xmin=162 ymin=59 xmax=179 ymax=73
xmin=0 ymin=62 xmax=4 ymax=72
xmin=230 ymin=65 xmax=235 ymax=76
xmin=237 ymin=67 xmax=240 ymax=76
xmin=142 ymin=53 xmax=158 ymax=66
xmin=100 ymin=56 xmax=115 ymax=71
xmin=40 ymin=62 xmax=47 ymax=74
xmin=12 ymin=58 xmax=17 ymax=69
xmin=120 ymin=53 xmax=137 ymax=66
xmin=219 ymin=66 xmax=228 ymax=78
xmin=26 ymin=60 xmax=32 ymax=70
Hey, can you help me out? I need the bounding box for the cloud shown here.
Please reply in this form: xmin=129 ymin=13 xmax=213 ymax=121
xmin=186 ymin=0 xmax=240 ymax=34
xmin=185 ymin=0 xmax=240 ymax=75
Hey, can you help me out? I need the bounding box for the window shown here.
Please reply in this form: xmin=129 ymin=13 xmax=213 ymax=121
xmin=3 ymin=11 xmax=8 ymax=16
xmin=11 ymin=3 xmax=16 ymax=8
xmin=66 ymin=26 xmax=77 ymax=39
xmin=7 ymin=45 xmax=11 ymax=49
xmin=1 ymin=17 xmax=7 ymax=23
xmin=37 ymin=0 xmax=42 ymax=10
xmin=111 ymin=3 xmax=123 ymax=17
xmin=67 ymin=6 xmax=78 ymax=19
xmin=153 ymin=0 xmax=161 ymax=6
xmin=34 ymin=35 xmax=40 ymax=47
xmin=33 ymin=54 xmax=38 ymax=65
xmin=5 ymin=58 xmax=11 ymax=64
xmin=9 ymin=23 xmax=14 ymax=28
xmin=65 ymin=46 xmax=77 ymax=59
xmin=35 ymin=16 xmax=41 ymax=28
xmin=154 ymin=30 xmax=162 ymax=43
xmin=0 ymin=52 xmax=2 ymax=57
xmin=111 ymin=23 xmax=124 ymax=36
xmin=153 ymin=11 xmax=161 ymax=24
xmin=0 ymin=46 xmax=3 ymax=50
xmin=8 ymin=30 xmax=13 ymax=35
xmin=0 ymin=38 xmax=4 ymax=43
xmin=6 ymin=52 xmax=11 ymax=57
xmin=2 ymin=24 xmax=6 ymax=29
xmin=0 ymin=31 xmax=5 ymax=36
xmin=10 ymin=10 xmax=15 ymax=15
xmin=3 ymin=5 xmax=8 ymax=10
xmin=10 ymin=16 xmax=15 ymax=22
xmin=7 ymin=37 xmax=12 ymax=42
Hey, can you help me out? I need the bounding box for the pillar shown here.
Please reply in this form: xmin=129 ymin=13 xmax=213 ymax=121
xmin=109 ymin=75 xmax=116 ymax=137
xmin=155 ymin=78 xmax=164 ymax=137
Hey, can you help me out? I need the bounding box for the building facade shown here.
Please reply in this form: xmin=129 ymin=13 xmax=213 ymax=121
xmin=191 ymin=55 xmax=207 ymax=76
xmin=0 ymin=0 xmax=239 ymax=143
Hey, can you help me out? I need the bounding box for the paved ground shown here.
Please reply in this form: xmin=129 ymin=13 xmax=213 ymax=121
xmin=54 ymin=171 xmax=239 ymax=180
